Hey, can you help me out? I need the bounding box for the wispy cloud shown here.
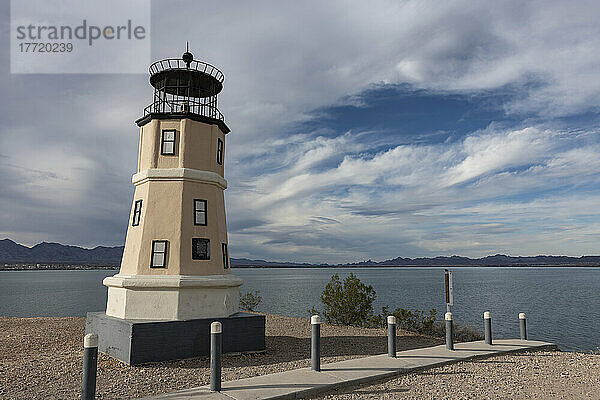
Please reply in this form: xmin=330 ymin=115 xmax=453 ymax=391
xmin=227 ymin=124 xmax=600 ymax=262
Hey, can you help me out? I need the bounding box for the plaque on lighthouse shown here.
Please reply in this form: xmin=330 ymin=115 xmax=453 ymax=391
xmin=85 ymin=47 xmax=266 ymax=365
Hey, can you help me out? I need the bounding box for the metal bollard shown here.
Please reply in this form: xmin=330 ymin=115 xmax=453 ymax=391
xmin=311 ymin=315 xmax=321 ymax=371
xmin=445 ymin=312 xmax=454 ymax=350
xmin=484 ymin=311 xmax=493 ymax=345
xmin=81 ymin=333 xmax=98 ymax=400
xmin=387 ymin=315 xmax=397 ymax=357
xmin=519 ymin=313 xmax=527 ymax=340
xmin=210 ymin=321 xmax=222 ymax=392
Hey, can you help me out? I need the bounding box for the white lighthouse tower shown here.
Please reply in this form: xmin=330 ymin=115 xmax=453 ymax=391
xmin=86 ymin=48 xmax=265 ymax=365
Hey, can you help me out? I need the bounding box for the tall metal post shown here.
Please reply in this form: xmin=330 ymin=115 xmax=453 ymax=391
xmin=444 ymin=269 xmax=453 ymax=314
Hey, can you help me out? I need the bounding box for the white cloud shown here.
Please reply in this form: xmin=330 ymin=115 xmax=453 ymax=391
xmin=227 ymin=125 xmax=600 ymax=262
xmin=444 ymin=127 xmax=555 ymax=186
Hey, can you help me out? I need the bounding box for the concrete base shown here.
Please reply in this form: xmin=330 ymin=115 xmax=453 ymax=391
xmin=85 ymin=311 xmax=265 ymax=365
xmin=103 ymin=274 xmax=243 ymax=320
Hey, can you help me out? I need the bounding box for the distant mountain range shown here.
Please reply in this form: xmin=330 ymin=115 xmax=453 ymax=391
xmin=1 ymin=238 xmax=599 ymax=267
xmin=0 ymin=239 xmax=311 ymax=267
xmin=345 ymin=254 xmax=600 ymax=267
xmin=0 ymin=239 xmax=124 ymax=265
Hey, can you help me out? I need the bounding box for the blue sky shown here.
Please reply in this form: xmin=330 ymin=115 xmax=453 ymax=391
xmin=1 ymin=1 xmax=600 ymax=263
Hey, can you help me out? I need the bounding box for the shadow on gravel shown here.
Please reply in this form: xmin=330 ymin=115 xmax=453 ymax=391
xmin=260 ymin=334 xmax=443 ymax=363
xmin=508 ymin=352 xmax=558 ymax=357
xmin=353 ymin=388 xmax=410 ymax=394
xmin=142 ymin=334 xmax=443 ymax=369
xmin=419 ymin=370 xmax=472 ymax=376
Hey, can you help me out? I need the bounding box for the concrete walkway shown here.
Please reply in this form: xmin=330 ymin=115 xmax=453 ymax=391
xmin=144 ymin=339 xmax=555 ymax=400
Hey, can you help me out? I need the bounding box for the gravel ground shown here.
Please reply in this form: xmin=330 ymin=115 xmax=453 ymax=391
xmin=307 ymin=350 xmax=600 ymax=400
xmin=0 ymin=314 xmax=441 ymax=399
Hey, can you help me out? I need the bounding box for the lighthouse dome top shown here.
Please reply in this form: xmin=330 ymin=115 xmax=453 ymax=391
xmin=137 ymin=47 xmax=229 ymax=132
xmin=148 ymin=51 xmax=224 ymax=98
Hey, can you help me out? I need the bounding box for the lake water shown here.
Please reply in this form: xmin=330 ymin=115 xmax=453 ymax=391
xmin=1 ymin=267 xmax=598 ymax=352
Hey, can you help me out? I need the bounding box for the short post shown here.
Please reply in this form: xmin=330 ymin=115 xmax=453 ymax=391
xmin=311 ymin=315 xmax=321 ymax=371
xmin=484 ymin=311 xmax=492 ymax=345
xmin=387 ymin=315 xmax=397 ymax=357
xmin=210 ymin=321 xmax=222 ymax=392
xmin=519 ymin=313 xmax=527 ymax=340
xmin=81 ymin=333 xmax=98 ymax=400
xmin=445 ymin=312 xmax=454 ymax=350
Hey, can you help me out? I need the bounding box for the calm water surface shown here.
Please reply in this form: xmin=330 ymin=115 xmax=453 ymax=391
xmin=1 ymin=267 xmax=598 ymax=352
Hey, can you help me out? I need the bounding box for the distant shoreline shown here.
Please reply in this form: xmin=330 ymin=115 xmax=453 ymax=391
xmin=231 ymin=263 xmax=600 ymax=268
xmin=2 ymin=264 xmax=599 ymax=271
xmin=0 ymin=265 xmax=120 ymax=271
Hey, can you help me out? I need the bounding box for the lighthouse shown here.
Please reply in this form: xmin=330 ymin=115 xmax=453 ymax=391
xmin=86 ymin=48 xmax=265 ymax=365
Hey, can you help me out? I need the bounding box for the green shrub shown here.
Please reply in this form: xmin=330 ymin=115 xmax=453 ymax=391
xmin=320 ymin=273 xmax=376 ymax=327
xmin=240 ymin=290 xmax=262 ymax=312
xmin=312 ymin=273 xmax=483 ymax=342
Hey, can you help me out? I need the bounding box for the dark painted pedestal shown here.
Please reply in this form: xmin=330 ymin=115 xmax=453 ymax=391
xmin=85 ymin=312 xmax=265 ymax=365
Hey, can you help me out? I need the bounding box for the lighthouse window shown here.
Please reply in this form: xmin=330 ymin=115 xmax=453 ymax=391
xmin=194 ymin=199 xmax=207 ymax=226
xmin=222 ymin=243 xmax=229 ymax=269
xmin=192 ymin=238 xmax=210 ymax=260
xmin=151 ymin=240 xmax=168 ymax=268
xmin=132 ymin=199 xmax=142 ymax=226
xmin=217 ymin=138 xmax=223 ymax=165
xmin=161 ymin=129 xmax=176 ymax=155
